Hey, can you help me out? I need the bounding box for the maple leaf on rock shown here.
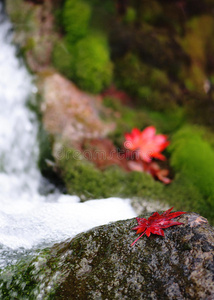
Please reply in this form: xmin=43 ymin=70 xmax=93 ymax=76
xmin=124 ymin=126 xmax=170 ymax=163
xmin=131 ymin=207 xmax=186 ymax=246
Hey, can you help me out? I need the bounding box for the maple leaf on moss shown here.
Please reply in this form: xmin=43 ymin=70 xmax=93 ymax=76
xmin=131 ymin=207 xmax=186 ymax=246
xmin=124 ymin=126 xmax=170 ymax=163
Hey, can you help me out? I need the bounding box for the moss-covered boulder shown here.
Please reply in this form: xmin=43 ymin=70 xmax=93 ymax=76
xmin=1 ymin=212 xmax=214 ymax=299
xmin=56 ymin=145 xmax=165 ymax=201
xmin=39 ymin=72 xmax=167 ymax=202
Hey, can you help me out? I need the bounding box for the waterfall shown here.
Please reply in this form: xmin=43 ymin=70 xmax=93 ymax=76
xmin=0 ymin=4 xmax=136 ymax=268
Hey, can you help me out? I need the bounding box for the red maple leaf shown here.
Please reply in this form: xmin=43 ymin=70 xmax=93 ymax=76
xmin=131 ymin=207 xmax=186 ymax=246
xmin=124 ymin=126 xmax=170 ymax=163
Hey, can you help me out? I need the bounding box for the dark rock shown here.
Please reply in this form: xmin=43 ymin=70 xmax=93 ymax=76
xmin=1 ymin=212 xmax=214 ymax=299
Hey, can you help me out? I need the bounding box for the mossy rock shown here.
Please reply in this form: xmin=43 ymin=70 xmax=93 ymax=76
xmin=1 ymin=213 xmax=214 ymax=299
xmin=57 ymin=147 xmax=164 ymax=201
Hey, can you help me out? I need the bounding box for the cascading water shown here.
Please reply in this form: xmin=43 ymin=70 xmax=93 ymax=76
xmin=0 ymin=4 xmax=136 ymax=269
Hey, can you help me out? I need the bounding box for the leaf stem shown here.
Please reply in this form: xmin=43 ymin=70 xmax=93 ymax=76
xmin=131 ymin=230 xmax=146 ymax=246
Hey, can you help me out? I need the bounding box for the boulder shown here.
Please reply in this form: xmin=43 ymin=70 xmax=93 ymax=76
xmin=41 ymin=73 xmax=114 ymax=145
xmin=1 ymin=212 xmax=214 ymax=299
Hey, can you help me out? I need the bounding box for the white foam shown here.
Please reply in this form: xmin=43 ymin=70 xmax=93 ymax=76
xmin=0 ymin=197 xmax=135 ymax=249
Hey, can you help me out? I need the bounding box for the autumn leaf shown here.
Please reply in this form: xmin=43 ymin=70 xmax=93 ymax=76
xmin=131 ymin=207 xmax=186 ymax=246
xmin=143 ymin=161 xmax=172 ymax=184
xmin=124 ymin=126 xmax=170 ymax=163
xmin=127 ymin=160 xmax=172 ymax=184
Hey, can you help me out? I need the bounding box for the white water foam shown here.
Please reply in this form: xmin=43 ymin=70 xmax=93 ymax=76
xmin=0 ymin=5 xmax=136 ymax=268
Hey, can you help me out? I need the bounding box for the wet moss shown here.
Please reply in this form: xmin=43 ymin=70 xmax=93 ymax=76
xmin=0 ymin=248 xmax=59 ymax=299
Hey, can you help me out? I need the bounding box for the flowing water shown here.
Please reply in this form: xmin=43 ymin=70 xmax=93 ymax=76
xmin=0 ymin=4 xmax=136 ymax=269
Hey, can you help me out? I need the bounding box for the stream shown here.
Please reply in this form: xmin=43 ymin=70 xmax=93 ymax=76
xmin=0 ymin=3 xmax=136 ymax=270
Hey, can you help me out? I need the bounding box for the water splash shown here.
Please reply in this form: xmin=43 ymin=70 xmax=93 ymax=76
xmin=0 ymin=5 xmax=136 ymax=269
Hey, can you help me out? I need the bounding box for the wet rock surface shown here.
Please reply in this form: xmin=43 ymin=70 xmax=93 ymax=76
xmin=1 ymin=212 xmax=214 ymax=299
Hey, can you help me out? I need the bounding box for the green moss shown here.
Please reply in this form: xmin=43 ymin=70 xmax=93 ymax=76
xmin=147 ymin=108 xmax=186 ymax=135
xmin=58 ymin=147 xmax=164 ymax=201
xmin=115 ymin=53 xmax=180 ymax=110
xmin=52 ymin=0 xmax=114 ymax=93
xmin=103 ymin=97 xmax=185 ymax=148
xmin=199 ymin=126 xmax=214 ymax=150
xmin=165 ymin=174 xmax=204 ymax=211
xmin=103 ymin=97 xmax=152 ymax=147
xmin=63 ymin=0 xmax=91 ymax=43
xmin=55 ymin=0 xmax=113 ymax=94
xmin=0 ymin=249 xmax=58 ymax=299
xmin=167 ymin=126 xmax=214 ymax=222
xmin=52 ymin=39 xmax=74 ymax=79
xmin=72 ymin=34 xmax=113 ymax=93
xmin=115 ymin=53 xmax=143 ymax=98
xmin=123 ymin=7 xmax=137 ymax=24
xmin=89 ymin=0 xmax=115 ymax=31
